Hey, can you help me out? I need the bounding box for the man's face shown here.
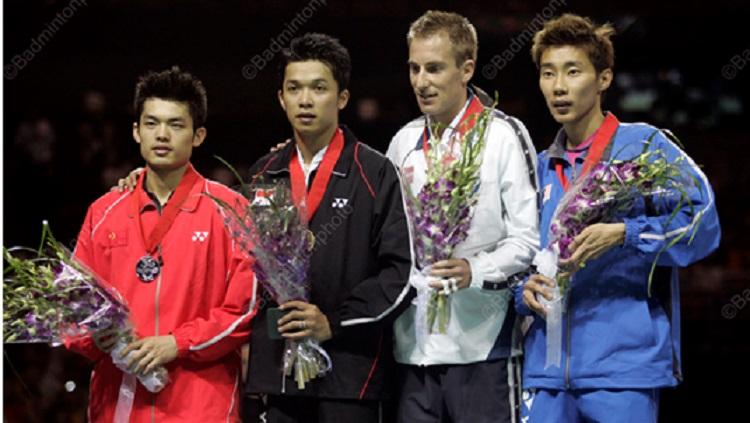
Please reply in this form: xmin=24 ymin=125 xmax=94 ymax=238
xmin=408 ymin=32 xmax=474 ymax=125
xmin=538 ymin=45 xmax=612 ymax=126
xmin=133 ymin=98 xmax=205 ymax=171
xmin=278 ymin=60 xmax=349 ymax=139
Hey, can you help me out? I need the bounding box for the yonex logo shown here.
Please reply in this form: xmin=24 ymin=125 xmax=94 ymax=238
xmin=522 ymin=389 xmax=535 ymax=414
xmin=192 ymin=231 xmax=209 ymax=242
xmin=332 ymin=198 xmax=349 ymax=208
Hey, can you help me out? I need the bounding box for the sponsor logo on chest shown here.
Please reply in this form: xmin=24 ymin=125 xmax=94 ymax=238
xmin=192 ymin=231 xmax=209 ymax=242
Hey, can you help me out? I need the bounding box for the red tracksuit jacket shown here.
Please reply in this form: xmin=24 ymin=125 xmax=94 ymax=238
xmin=68 ymin=165 xmax=257 ymax=422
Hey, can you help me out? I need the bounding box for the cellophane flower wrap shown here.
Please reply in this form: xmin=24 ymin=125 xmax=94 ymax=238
xmin=209 ymin=171 xmax=331 ymax=391
xmin=537 ymin=131 xmax=702 ymax=368
xmin=401 ymin=105 xmax=493 ymax=336
xmin=3 ymin=222 xmax=169 ymax=393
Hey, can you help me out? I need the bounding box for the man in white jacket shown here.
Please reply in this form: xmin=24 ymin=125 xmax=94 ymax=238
xmin=386 ymin=10 xmax=540 ymax=423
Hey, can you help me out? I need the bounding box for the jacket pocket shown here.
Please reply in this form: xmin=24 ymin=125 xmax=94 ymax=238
xmin=105 ymin=230 xmax=128 ymax=248
xmin=573 ymin=295 xmax=658 ymax=381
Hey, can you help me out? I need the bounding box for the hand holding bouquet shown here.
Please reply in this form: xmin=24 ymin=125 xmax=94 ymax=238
xmin=536 ymin=131 xmax=702 ymax=369
xmin=544 ymin=132 xmax=700 ymax=295
xmin=210 ymin=171 xmax=331 ymax=391
xmin=3 ymin=222 xmax=169 ymax=393
xmin=401 ymin=103 xmax=493 ymax=335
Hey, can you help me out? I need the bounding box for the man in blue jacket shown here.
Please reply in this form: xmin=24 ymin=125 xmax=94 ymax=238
xmin=514 ymin=14 xmax=721 ymax=422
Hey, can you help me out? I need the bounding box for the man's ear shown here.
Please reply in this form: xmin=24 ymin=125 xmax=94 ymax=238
xmin=278 ymin=89 xmax=287 ymax=112
xmin=192 ymin=127 xmax=207 ymax=147
xmin=461 ymin=59 xmax=476 ymax=85
xmin=132 ymin=122 xmax=141 ymax=144
xmin=598 ymin=68 xmax=613 ymax=92
xmin=337 ymin=89 xmax=350 ymax=110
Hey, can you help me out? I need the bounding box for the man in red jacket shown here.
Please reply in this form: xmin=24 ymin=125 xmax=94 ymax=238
xmin=67 ymin=66 xmax=257 ymax=422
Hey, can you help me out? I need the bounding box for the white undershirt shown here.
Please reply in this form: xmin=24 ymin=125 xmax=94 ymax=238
xmin=295 ymin=144 xmax=329 ymax=187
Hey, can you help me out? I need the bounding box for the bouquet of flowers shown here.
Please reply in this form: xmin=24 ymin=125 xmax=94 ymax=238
xmin=536 ymin=131 xmax=701 ymax=368
xmin=3 ymin=222 xmax=169 ymax=392
xmin=209 ymin=171 xmax=331 ymax=391
xmin=401 ymin=104 xmax=493 ymax=335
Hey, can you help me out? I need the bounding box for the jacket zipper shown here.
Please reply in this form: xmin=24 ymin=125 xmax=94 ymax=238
xmin=571 ymin=160 xmax=577 ymax=183
xmin=564 ymin=162 xmax=574 ymax=389
xmin=152 ymin=272 xmax=162 ymax=423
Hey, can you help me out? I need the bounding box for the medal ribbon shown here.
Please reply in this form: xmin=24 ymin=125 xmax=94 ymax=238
xmin=421 ymin=94 xmax=485 ymax=158
xmin=555 ymin=113 xmax=620 ymax=192
xmin=289 ymin=128 xmax=345 ymax=221
xmin=132 ymin=164 xmax=200 ymax=256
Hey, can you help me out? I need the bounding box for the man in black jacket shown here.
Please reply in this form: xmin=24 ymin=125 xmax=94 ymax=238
xmin=243 ymin=33 xmax=412 ymax=423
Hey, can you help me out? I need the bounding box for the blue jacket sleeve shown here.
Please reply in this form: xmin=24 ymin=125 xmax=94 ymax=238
xmin=622 ymin=130 xmax=721 ymax=267
xmin=514 ymin=152 xmax=547 ymax=317
xmin=513 ymin=278 xmax=534 ymax=316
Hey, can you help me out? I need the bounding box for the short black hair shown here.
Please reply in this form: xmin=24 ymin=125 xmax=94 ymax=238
xmin=279 ymin=33 xmax=351 ymax=92
xmin=531 ymin=14 xmax=615 ymax=74
xmin=134 ymin=66 xmax=208 ymax=129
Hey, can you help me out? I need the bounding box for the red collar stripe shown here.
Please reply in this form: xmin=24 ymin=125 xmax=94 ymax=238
xmin=555 ymin=113 xmax=620 ymax=192
xmin=289 ymin=128 xmax=345 ymax=221
xmin=423 ymin=95 xmax=485 ymax=156
xmin=132 ymin=164 xmax=200 ymax=254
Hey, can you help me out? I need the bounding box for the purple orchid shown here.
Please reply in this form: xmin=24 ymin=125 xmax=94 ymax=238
xmin=546 ymin=146 xmax=693 ymax=294
xmin=400 ymin=105 xmax=494 ymax=334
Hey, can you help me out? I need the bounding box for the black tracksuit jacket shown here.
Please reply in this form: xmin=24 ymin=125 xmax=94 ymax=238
xmin=244 ymin=126 xmax=413 ymax=400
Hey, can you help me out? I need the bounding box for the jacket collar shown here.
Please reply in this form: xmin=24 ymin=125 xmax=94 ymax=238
xmin=548 ymin=127 xmax=568 ymax=162
xmin=260 ymin=125 xmax=357 ymax=180
xmin=547 ymin=111 xmax=619 ymax=167
xmin=128 ymin=164 xmax=205 ymax=217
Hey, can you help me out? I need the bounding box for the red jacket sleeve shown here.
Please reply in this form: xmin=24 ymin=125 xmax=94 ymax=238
xmin=171 ymin=193 xmax=258 ymax=362
xmin=172 ymin=248 xmax=257 ymax=362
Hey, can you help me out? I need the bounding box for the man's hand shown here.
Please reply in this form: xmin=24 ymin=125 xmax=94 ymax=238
xmin=112 ymin=167 xmax=143 ymax=192
xmin=120 ymin=335 xmax=178 ymax=375
xmin=428 ymin=259 xmax=472 ymax=291
xmin=560 ymin=223 xmax=625 ymax=271
xmin=92 ymin=327 xmax=126 ymax=353
xmin=277 ymin=300 xmax=332 ymax=342
xmin=522 ymin=274 xmax=556 ymax=316
xmin=269 ymin=139 xmax=291 ymax=154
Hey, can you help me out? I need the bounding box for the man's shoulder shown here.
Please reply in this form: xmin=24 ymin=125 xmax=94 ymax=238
xmin=392 ymin=116 xmax=426 ymax=141
xmin=203 ymin=179 xmax=246 ymax=202
xmin=487 ymin=108 xmax=529 ymax=137
xmin=249 ymin=149 xmax=283 ymax=177
xmin=615 ymin=121 xmax=662 ymax=139
xmin=387 ymin=116 xmax=425 ymax=162
xmin=87 ymin=190 xmax=132 ymax=215
xmin=79 ymin=191 xmax=133 ymax=240
xmin=483 ymin=108 xmax=534 ymax=155
xmin=613 ymin=121 xmax=671 ymax=153
xmin=353 ymin=139 xmax=390 ymax=165
xmin=348 ymin=140 xmax=401 ymax=188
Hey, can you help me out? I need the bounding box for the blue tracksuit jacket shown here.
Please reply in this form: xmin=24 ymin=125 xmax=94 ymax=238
xmin=514 ymin=117 xmax=721 ymax=390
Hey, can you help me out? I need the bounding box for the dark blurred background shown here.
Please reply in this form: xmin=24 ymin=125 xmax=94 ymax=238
xmin=3 ymin=0 xmax=749 ymax=421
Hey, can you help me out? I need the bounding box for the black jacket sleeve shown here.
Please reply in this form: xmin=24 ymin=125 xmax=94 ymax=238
xmin=329 ymin=156 xmax=414 ymax=337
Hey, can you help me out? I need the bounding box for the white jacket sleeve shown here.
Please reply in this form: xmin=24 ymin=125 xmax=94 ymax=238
xmin=385 ymin=135 xmax=400 ymax=167
xmin=467 ymin=120 xmax=540 ymax=287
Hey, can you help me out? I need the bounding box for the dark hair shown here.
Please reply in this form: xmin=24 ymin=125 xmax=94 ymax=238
xmin=531 ymin=14 xmax=615 ymax=73
xmin=133 ymin=66 xmax=208 ymax=129
xmin=279 ymin=33 xmax=351 ymax=92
